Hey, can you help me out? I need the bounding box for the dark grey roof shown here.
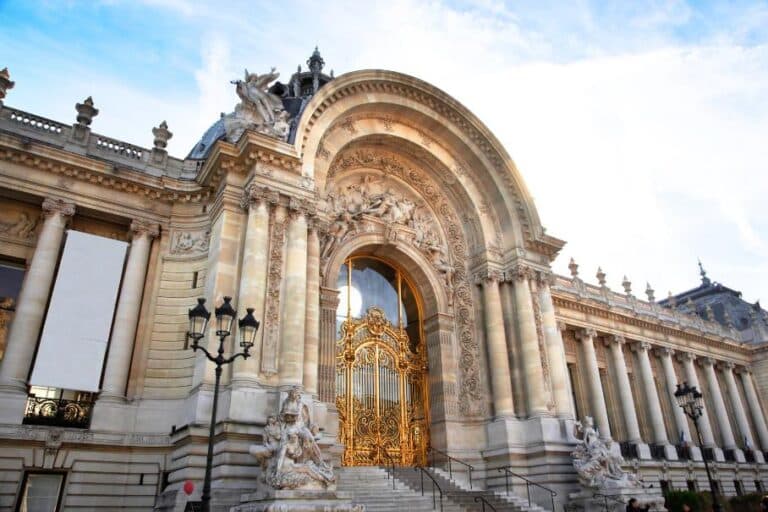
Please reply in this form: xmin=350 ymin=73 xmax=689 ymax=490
xmin=187 ymin=116 xmax=226 ymax=160
xmin=658 ymin=264 xmax=768 ymax=344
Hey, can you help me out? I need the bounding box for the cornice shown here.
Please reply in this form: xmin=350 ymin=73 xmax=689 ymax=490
xmin=0 ymin=133 xmax=207 ymax=203
xmin=552 ymin=293 xmax=749 ymax=356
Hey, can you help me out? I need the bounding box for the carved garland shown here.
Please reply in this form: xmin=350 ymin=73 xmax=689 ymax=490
xmin=530 ymin=277 xmax=554 ymax=411
xmin=326 ymin=149 xmax=487 ymax=417
xmin=260 ymin=202 xmax=287 ymax=375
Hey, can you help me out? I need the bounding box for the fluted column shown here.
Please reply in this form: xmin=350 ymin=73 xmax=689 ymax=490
xmin=576 ymin=328 xmax=612 ymax=441
xmin=634 ymin=342 xmax=669 ymax=447
xmin=680 ymin=353 xmax=716 ymax=448
xmin=233 ymin=194 xmax=270 ymax=384
xmin=278 ymin=206 xmax=308 ymax=386
xmin=606 ymin=336 xmax=642 ymax=444
xmin=100 ymin=220 xmax=158 ymax=400
xmin=702 ymin=358 xmax=737 ymax=450
xmin=658 ymin=348 xmax=696 ymax=457
xmin=0 ymin=198 xmax=75 ymax=391
xmin=538 ymin=275 xmax=572 ymax=418
xmin=302 ymin=222 xmax=320 ymax=395
xmin=740 ymin=370 xmax=768 ymax=451
xmin=723 ymin=362 xmax=755 ymax=452
xmin=480 ymin=272 xmax=515 ymax=417
xmin=509 ymin=266 xmax=547 ymax=416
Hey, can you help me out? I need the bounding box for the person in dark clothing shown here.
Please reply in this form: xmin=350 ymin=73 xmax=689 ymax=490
xmin=760 ymin=495 xmax=768 ymax=512
xmin=626 ymin=498 xmax=650 ymax=512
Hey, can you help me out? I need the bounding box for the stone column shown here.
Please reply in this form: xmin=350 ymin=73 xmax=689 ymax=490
xmin=479 ymin=272 xmax=515 ymax=418
xmin=303 ymin=222 xmax=320 ymax=395
xmin=318 ymin=287 xmax=339 ymax=403
xmin=605 ymin=336 xmax=644 ymax=449
xmin=575 ymin=328 xmax=612 ymax=441
xmin=680 ymin=353 xmax=718 ymax=454
xmin=658 ymin=348 xmax=699 ymax=459
xmin=99 ymin=220 xmax=158 ymax=400
xmin=723 ymin=362 xmax=757 ymax=456
xmin=538 ymin=275 xmax=573 ymax=418
xmin=278 ymin=205 xmax=308 ymax=387
xmin=233 ymin=194 xmax=270 ymax=384
xmin=509 ymin=266 xmax=548 ymax=416
xmin=634 ymin=341 xmax=674 ymax=458
xmin=0 ymin=198 xmax=75 ymax=392
xmin=740 ymin=370 xmax=768 ymax=452
xmin=702 ymin=358 xmax=738 ymax=453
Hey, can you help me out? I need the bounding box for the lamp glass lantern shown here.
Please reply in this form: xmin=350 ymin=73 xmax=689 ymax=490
xmin=188 ymin=298 xmax=211 ymax=343
xmin=238 ymin=308 xmax=260 ymax=350
xmin=215 ymin=296 xmax=237 ymax=337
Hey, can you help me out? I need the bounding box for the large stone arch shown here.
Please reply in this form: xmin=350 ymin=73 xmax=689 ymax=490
xmin=294 ymin=70 xmax=562 ymax=261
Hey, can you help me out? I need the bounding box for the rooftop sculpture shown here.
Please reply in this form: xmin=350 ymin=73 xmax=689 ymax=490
xmin=224 ymin=68 xmax=290 ymax=143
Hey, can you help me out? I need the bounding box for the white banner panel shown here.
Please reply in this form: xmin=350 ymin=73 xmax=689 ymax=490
xmin=29 ymin=230 xmax=127 ymax=392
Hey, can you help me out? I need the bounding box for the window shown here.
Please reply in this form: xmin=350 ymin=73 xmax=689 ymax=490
xmin=734 ymin=480 xmax=744 ymax=496
xmin=755 ymin=480 xmax=764 ymax=493
xmin=567 ymin=364 xmax=581 ymax=420
xmin=16 ymin=472 xmax=65 ymax=512
xmin=687 ymin=479 xmax=697 ymax=492
xmin=660 ymin=480 xmax=671 ymax=496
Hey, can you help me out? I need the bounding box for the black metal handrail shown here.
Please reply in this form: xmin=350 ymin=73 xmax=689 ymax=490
xmin=473 ymin=495 xmax=498 ymax=512
xmin=415 ymin=466 xmax=444 ymax=512
xmin=380 ymin=449 xmax=397 ymax=490
xmin=496 ymin=466 xmax=556 ymax=511
xmin=427 ymin=446 xmax=474 ymax=489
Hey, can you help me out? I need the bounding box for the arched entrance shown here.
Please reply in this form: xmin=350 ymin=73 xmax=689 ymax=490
xmin=335 ymin=256 xmax=429 ymax=466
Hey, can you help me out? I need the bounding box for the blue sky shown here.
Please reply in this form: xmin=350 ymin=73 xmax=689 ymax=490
xmin=2 ymin=0 xmax=768 ymax=303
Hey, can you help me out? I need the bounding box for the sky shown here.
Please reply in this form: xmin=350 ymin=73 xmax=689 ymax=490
xmin=1 ymin=0 xmax=767 ymax=303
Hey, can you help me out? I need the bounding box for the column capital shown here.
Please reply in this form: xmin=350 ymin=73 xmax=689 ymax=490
xmin=734 ymin=365 xmax=751 ymax=376
xmin=287 ymin=197 xmax=316 ymax=220
xmin=698 ymin=356 xmax=716 ymax=367
xmin=719 ymin=360 xmax=736 ymax=371
xmin=575 ymin=327 xmax=597 ymax=341
xmin=631 ymin=340 xmax=652 ymax=353
xmin=676 ymin=351 xmax=696 ymax=363
xmin=241 ymin=182 xmax=277 ymax=210
xmin=654 ymin=346 xmax=675 ymax=357
xmin=556 ymin=320 xmax=568 ymax=332
xmin=504 ymin=263 xmax=536 ymax=283
xmin=130 ymin=220 xmax=160 ymax=239
xmin=535 ymin=269 xmax=556 ymax=287
xmin=473 ymin=269 xmax=504 ymax=285
xmin=42 ymin=197 xmax=76 ymax=218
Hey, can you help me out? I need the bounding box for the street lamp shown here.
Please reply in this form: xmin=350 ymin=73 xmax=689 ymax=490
xmin=675 ymin=382 xmax=723 ymax=512
xmin=187 ymin=297 xmax=259 ymax=512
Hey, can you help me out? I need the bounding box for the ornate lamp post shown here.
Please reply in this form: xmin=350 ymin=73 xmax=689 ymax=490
xmin=187 ymin=297 xmax=259 ymax=512
xmin=674 ymin=382 xmax=723 ymax=512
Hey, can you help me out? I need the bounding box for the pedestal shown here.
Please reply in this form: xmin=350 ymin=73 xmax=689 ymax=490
xmin=230 ymin=489 xmax=364 ymax=512
xmin=567 ymin=487 xmax=666 ymax=512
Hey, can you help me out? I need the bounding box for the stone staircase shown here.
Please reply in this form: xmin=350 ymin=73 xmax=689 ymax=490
xmin=336 ymin=466 xmax=548 ymax=512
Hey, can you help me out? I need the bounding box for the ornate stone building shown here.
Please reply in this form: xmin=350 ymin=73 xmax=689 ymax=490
xmin=0 ymin=51 xmax=767 ymax=510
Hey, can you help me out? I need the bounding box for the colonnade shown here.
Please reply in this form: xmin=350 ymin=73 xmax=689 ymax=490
xmin=568 ymin=325 xmax=768 ymax=463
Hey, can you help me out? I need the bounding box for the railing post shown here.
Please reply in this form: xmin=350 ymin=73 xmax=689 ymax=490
xmin=526 ymin=481 xmax=531 ymax=506
xmin=469 ymin=466 xmax=473 ymax=490
xmin=448 ymin=457 xmax=452 ymax=480
xmin=504 ymin=469 xmax=509 ymax=495
xmin=420 ymin=468 xmax=424 ymax=496
xmin=551 ymin=492 xmax=556 ymax=512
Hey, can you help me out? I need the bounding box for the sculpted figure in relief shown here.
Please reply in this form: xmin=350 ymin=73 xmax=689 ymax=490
xmin=571 ymin=416 xmax=641 ymax=490
xmin=224 ymin=68 xmax=289 ymax=142
xmin=0 ymin=211 xmax=37 ymax=240
xmin=249 ymin=387 xmax=335 ymax=491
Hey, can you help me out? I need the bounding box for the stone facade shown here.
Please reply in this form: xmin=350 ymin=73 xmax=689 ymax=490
xmin=0 ymin=53 xmax=766 ymax=511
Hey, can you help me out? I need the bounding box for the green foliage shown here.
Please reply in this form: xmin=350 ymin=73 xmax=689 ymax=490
xmin=665 ymin=490 xmax=703 ymax=512
xmin=728 ymin=493 xmax=762 ymax=512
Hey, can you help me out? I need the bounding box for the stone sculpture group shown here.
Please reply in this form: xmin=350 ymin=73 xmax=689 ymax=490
xmin=224 ymin=68 xmax=290 ymax=143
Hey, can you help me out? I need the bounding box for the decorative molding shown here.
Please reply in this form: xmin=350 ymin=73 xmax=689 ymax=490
xmin=0 ymin=209 xmax=38 ymax=240
xmin=261 ymin=205 xmax=287 ymax=375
